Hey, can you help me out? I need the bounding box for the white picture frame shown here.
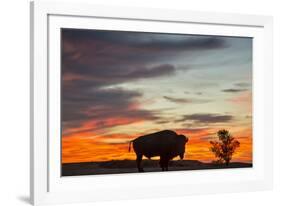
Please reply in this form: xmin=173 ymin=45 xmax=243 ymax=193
xmin=30 ymin=0 xmax=273 ymax=205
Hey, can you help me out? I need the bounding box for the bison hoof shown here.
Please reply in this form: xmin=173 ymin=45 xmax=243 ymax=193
xmin=138 ymin=169 xmax=144 ymax=172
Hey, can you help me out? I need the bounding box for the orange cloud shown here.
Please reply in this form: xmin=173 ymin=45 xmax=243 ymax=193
xmin=227 ymin=91 xmax=252 ymax=113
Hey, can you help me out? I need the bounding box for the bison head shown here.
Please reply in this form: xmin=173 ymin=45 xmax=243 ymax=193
xmin=178 ymin=135 xmax=189 ymax=159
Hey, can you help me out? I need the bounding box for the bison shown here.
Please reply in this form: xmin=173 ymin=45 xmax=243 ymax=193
xmin=128 ymin=130 xmax=188 ymax=172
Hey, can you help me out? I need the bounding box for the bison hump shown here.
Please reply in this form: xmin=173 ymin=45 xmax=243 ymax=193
xmin=134 ymin=130 xmax=178 ymax=143
xmin=140 ymin=130 xmax=176 ymax=138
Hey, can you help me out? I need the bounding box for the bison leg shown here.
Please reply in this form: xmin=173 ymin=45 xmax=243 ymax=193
xmin=136 ymin=154 xmax=144 ymax=172
xmin=165 ymin=160 xmax=169 ymax=171
xmin=160 ymin=156 xmax=170 ymax=171
xmin=159 ymin=156 xmax=166 ymax=171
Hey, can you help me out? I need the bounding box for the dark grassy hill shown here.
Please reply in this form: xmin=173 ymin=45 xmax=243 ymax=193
xmin=62 ymin=159 xmax=252 ymax=176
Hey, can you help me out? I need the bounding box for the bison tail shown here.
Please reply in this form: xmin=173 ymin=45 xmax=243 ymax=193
xmin=128 ymin=141 xmax=133 ymax=152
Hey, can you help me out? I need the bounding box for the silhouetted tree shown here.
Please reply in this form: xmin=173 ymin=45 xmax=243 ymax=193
xmin=210 ymin=129 xmax=240 ymax=166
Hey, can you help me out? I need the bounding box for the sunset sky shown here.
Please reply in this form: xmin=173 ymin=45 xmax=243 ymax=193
xmin=61 ymin=29 xmax=252 ymax=164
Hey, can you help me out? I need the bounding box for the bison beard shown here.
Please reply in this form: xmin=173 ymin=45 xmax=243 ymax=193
xmin=129 ymin=130 xmax=189 ymax=172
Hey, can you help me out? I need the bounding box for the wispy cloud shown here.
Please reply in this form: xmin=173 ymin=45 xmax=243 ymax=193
xmin=175 ymin=113 xmax=234 ymax=124
xmin=163 ymin=96 xmax=211 ymax=104
xmin=234 ymin=82 xmax=251 ymax=88
xmin=222 ymin=88 xmax=248 ymax=93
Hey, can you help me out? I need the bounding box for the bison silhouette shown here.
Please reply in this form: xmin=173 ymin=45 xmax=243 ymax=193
xmin=128 ymin=130 xmax=189 ymax=172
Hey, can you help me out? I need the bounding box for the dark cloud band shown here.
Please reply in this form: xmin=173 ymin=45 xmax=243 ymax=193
xmin=163 ymin=96 xmax=211 ymax=104
xmin=176 ymin=113 xmax=233 ymax=124
xmin=222 ymin=89 xmax=248 ymax=93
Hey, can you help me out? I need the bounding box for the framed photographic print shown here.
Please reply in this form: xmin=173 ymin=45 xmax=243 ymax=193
xmin=30 ymin=0 xmax=273 ymax=205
